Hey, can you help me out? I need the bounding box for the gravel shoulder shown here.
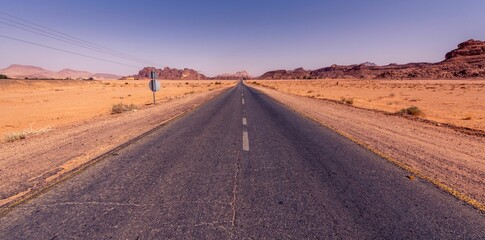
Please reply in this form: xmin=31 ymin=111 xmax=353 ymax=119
xmin=248 ymin=84 xmax=485 ymax=211
xmin=0 ymin=86 xmax=232 ymax=209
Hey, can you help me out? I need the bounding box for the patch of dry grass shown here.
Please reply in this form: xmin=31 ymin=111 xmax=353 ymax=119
xmin=398 ymin=106 xmax=423 ymax=116
xmin=340 ymin=97 xmax=354 ymax=105
xmin=4 ymin=127 xmax=52 ymax=142
xmin=111 ymin=103 xmax=138 ymax=114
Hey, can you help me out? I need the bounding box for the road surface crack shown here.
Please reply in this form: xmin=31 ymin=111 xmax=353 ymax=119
xmin=230 ymin=156 xmax=241 ymax=238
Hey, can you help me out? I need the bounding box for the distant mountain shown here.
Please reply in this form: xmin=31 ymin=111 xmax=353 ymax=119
xmin=56 ymin=68 xmax=92 ymax=79
xmin=123 ymin=67 xmax=208 ymax=80
xmin=213 ymin=71 xmax=251 ymax=80
xmin=258 ymin=39 xmax=485 ymax=79
xmin=0 ymin=64 xmax=54 ymax=79
xmin=258 ymin=67 xmax=311 ymax=79
xmin=0 ymin=64 xmax=121 ymax=80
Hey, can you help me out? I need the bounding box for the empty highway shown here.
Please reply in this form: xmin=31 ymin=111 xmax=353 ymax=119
xmin=0 ymin=82 xmax=483 ymax=239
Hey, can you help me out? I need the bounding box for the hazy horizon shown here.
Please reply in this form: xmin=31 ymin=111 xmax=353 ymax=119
xmin=1 ymin=0 xmax=485 ymax=76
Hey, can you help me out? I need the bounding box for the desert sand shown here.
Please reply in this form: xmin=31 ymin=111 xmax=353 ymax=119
xmin=248 ymin=82 xmax=485 ymax=211
xmin=0 ymin=79 xmax=234 ymax=140
xmin=249 ymin=79 xmax=485 ymax=131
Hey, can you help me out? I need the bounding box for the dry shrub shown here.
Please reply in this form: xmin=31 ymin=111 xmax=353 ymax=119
xmin=4 ymin=132 xmax=27 ymax=142
xmin=4 ymin=127 xmax=52 ymax=142
xmin=398 ymin=106 xmax=423 ymax=116
xmin=111 ymin=103 xmax=138 ymax=114
xmin=340 ymin=97 xmax=354 ymax=105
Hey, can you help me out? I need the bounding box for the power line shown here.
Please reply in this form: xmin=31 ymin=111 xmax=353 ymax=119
xmin=0 ymin=11 xmax=157 ymax=65
xmin=0 ymin=11 xmax=160 ymax=67
xmin=0 ymin=15 xmax=155 ymax=66
xmin=0 ymin=34 xmax=141 ymax=68
xmin=0 ymin=20 xmax=133 ymax=60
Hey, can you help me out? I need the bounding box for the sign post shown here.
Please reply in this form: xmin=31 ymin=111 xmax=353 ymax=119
xmin=148 ymin=70 xmax=160 ymax=105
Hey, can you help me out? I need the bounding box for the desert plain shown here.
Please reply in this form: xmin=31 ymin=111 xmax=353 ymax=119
xmin=249 ymin=79 xmax=485 ymax=132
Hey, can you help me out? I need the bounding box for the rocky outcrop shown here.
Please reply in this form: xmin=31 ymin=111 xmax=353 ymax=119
xmin=445 ymin=39 xmax=485 ymax=60
xmin=213 ymin=71 xmax=251 ymax=80
xmin=126 ymin=67 xmax=207 ymax=80
xmin=259 ymin=68 xmax=311 ymax=79
xmin=258 ymin=39 xmax=485 ymax=79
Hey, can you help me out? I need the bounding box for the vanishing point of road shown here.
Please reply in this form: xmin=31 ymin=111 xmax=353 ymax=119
xmin=1 ymin=82 xmax=484 ymax=239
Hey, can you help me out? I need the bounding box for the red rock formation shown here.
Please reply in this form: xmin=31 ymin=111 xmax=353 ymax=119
xmin=213 ymin=71 xmax=251 ymax=80
xmin=258 ymin=40 xmax=485 ymax=79
xmin=445 ymin=39 xmax=485 ymax=60
xmin=127 ymin=67 xmax=207 ymax=80
xmin=259 ymin=68 xmax=312 ymax=79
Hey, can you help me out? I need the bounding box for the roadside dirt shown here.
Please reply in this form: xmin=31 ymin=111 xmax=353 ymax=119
xmin=249 ymin=83 xmax=485 ymax=210
xmin=0 ymin=85 xmax=232 ymax=208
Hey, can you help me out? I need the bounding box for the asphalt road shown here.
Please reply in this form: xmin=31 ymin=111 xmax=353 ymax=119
xmin=1 ymin=82 xmax=484 ymax=239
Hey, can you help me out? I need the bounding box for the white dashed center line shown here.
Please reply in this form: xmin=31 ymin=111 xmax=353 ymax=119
xmin=241 ymin=90 xmax=248 ymax=151
xmin=242 ymin=130 xmax=249 ymax=151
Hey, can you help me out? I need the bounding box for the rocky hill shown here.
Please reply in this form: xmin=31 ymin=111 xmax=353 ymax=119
xmin=0 ymin=64 xmax=54 ymax=79
xmin=0 ymin=64 xmax=121 ymax=80
xmin=56 ymin=69 xmax=92 ymax=79
xmin=258 ymin=39 xmax=485 ymax=79
xmin=124 ymin=67 xmax=207 ymax=80
xmin=259 ymin=67 xmax=311 ymax=79
xmin=213 ymin=71 xmax=251 ymax=80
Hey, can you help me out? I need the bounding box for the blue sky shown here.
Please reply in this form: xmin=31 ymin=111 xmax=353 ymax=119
xmin=1 ymin=0 xmax=484 ymax=76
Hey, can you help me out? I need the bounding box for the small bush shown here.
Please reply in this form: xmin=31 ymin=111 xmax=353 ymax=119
xmin=111 ymin=103 xmax=138 ymax=114
xmin=4 ymin=132 xmax=27 ymax=142
xmin=215 ymin=81 xmax=221 ymax=85
xmin=340 ymin=97 xmax=354 ymax=105
xmin=398 ymin=106 xmax=422 ymax=116
xmin=4 ymin=127 xmax=52 ymax=142
xmin=0 ymin=74 xmax=8 ymax=79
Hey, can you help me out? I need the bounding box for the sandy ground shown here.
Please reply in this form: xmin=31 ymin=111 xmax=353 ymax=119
xmin=248 ymin=83 xmax=485 ymax=211
xmin=0 ymin=81 xmax=234 ymax=208
xmin=0 ymin=79 xmax=234 ymax=139
xmin=249 ymin=80 xmax=485 ymax=131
